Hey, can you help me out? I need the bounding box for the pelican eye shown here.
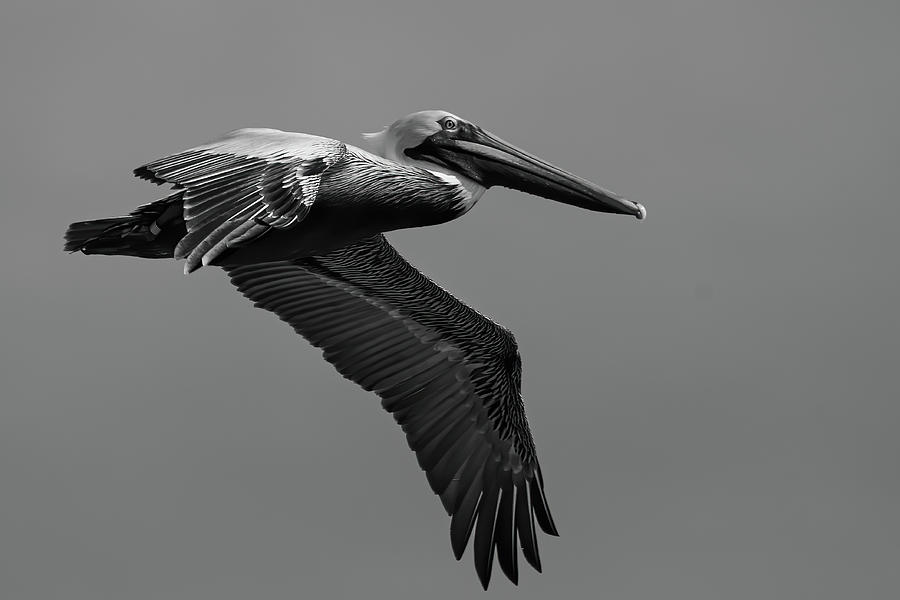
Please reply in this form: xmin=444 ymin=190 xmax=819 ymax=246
xmin=441 ymin=118 xmax=458 ymax=131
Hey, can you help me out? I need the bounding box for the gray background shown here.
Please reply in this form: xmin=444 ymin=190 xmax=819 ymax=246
xmin=2 ymin=1 xmax=898 ymax=598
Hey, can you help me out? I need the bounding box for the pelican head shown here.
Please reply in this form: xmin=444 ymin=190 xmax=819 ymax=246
xmin=364 ymin=110 xmax=646 ymax=220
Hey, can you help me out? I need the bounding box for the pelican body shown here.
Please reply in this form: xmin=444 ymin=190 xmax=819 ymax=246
xmin=64 ymin=110 xmax=645 ymax=588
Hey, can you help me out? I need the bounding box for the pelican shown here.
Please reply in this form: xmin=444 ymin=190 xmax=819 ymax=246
xmin=64 ymin=110 xmax=645 ymax=588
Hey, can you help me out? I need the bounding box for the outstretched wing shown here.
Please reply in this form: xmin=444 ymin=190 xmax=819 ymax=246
xmin=224 ymin=235 xmax=558 ymax=589
xmin=136 ymin=128 xmax=347 ymax=273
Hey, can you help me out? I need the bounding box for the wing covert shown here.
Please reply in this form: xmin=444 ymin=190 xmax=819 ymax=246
xmin=136 ymin=128 xmax=346 ymax=273
xmin=224 ymin=235 xmax=557 ymax=589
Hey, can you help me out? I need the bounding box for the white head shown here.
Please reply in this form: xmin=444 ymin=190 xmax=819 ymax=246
xmin=361 ymin=110 xmax=486 ymax=201
xmin=362 ymin=110 xmax=461 ymax=163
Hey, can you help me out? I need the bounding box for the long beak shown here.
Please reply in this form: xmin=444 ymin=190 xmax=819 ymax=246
xmin=412 ymin=127 xmax=646 ymax=219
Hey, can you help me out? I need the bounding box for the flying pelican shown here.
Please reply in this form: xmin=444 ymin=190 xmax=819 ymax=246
xmin=64 ymin=110 xmax=645 ymax=588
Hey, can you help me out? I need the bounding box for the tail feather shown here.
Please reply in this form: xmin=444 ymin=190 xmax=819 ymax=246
xmin=64 ymin=218 xmax=130 ymax=252
xmin=64 ymin=194 xmax=185 ymax=259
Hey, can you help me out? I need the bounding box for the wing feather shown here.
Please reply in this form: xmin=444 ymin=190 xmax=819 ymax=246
xmin=495 ymin=482 xmax=519 ymax=584
xmin=224 ymin=234 xmax=556 ymax=589
xmin=473 ymin=465 xmax=502 ymax=588
xmin=136 ymin=129 xmax=346 ymax=272
xmin=516 ymin=481 xmax=542 ymax=571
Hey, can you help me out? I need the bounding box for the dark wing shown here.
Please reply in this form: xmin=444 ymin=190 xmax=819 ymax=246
xmin=224 ymin=235 xmax=558 ymax=589
xmin=136 ymin=128 xmax=347 ymax=273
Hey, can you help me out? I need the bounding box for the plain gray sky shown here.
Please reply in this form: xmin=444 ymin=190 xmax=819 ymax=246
xmin=2 ymin=1 xmax=898 ymax=598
